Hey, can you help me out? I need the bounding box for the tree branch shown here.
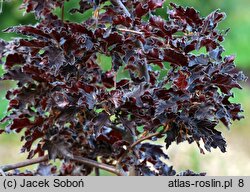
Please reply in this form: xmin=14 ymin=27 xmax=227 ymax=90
xmin=0 ymin=154 xmax=125 ymax=176
xmin=71 ymin=155 xmax=124 ymax=176
xmin=0 ymin=155 xmax=49 ymax=173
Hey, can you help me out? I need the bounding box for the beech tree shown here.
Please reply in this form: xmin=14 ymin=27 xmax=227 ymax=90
xmin=0 ymin=0 xmax=246 ymax=176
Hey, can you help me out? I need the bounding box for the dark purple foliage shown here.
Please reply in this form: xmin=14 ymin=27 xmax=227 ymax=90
xmin=0 ymin=0 xmax=246 ymax=176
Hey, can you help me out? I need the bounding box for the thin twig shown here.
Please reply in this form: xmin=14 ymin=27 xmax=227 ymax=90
xmin=118 ymin=28 xmax=143 ymax=35
xmin=131 ymin=132 xmax=162 ymax=148
xmin=61 ymin=3 xmax=65 ymax=21
xmin=116 ymin=132 xmax=163 ymax=168
xmin=116 ymin=27 xmax=189 ymax=44
xmin=116 ymin=28 xmax=183 ymax=44
xmin=130 ymin=125 xmax=170 ymax=149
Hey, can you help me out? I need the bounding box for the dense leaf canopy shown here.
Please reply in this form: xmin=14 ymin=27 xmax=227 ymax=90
xmin=0 ymin=0 xmax=246 ymax=176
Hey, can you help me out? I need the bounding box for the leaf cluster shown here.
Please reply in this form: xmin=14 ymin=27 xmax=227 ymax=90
xmin=0 ymin=0 xmax=246 ymax=176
